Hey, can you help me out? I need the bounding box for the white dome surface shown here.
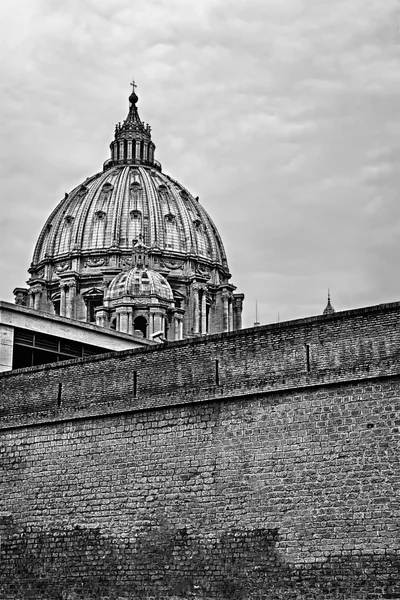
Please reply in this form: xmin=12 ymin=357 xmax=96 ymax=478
xmin=32 ymin=165 xmax=228 ymax=271
xmin=107 ymin=267 xmax=174 ymax=302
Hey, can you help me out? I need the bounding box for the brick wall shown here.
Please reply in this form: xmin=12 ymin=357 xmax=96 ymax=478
xmin=1 ymin=302 xmax=400 ymax=598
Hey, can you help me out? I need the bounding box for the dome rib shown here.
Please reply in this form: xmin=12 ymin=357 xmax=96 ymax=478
xmin=76 ymin=172 xmax=109 ymax=252
xmin=31 ymin=165 xmax=230 ymax=274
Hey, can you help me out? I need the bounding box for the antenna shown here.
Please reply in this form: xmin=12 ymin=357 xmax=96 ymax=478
xmin=254 ymin=300 xmax=260 ymax=327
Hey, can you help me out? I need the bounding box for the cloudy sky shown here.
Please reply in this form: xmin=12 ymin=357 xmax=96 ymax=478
xmin=0 ymin=0 xmax=399 ymax=328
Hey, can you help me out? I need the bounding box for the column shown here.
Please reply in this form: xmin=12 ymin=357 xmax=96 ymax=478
xmin=148 ymin=311 xmax=154 ymax=338
xmin=193 ymin=286 xmax=200 ymax=334
xmin=119 ymin=141 xmax=124 ymax=162
xmin=160 ymin=313 xmax=165 ymax=338
xmin=121 ymin=311 xmax=129 ymax=334
xmin=175 ymin=316 xmax=183 ymax=341
xmin=67 ymin=282 xmax=76 ymax=319
xmin=34 ymin=290 xmax=41 ymax=311
xmin=143 ymin=141 xmax=148 ymax=162
xmin=117 ymin=309 xmax=129 ymax=334
xmin=174 ymin=317 xmax=179 ymax=341
xmin=127 ymin=140 xmax=133 ymax=160
xmin=228 ymin=300 xmax=234 ymax=332
xmin=201 ymin=291 xmax=207 ymax=334
xmin=233 ymin=294 xmax=244 ymax=330
xmin=28 ymin=290 xmax=34 ymax=309
xmin=154 ymin=312 xmax=163 ymax=335
xmin=135 ymin=140 xmax=141 ymax=160
xmin=222 ymin=293 xmax=229 ymax=333
xmin=127 ymin=311 xmax=133 ymax=335
xmin=60 ymin=284 xmax=67 ymax=317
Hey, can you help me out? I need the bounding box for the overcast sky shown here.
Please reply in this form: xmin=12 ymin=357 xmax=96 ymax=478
xmin=1 ymin=0 xmax=399 ymax=328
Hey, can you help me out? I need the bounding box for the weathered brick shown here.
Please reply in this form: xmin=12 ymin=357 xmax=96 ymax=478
xmin=0 ymin=303 xmax=400 ymax=598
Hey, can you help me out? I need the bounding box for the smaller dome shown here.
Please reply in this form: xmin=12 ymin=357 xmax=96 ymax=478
xmin=107 ymin=267 xmax=174 ymax=302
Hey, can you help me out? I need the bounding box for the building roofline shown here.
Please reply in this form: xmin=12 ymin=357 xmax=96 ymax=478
xmin=0 ymin=301 xmax=155 ymax=346
xmin=2 ymin=297 xmax=399 ymax=378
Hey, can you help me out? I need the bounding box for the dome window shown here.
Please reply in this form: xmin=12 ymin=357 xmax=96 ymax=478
xmin=130 ymin=181 xmax=142 ymax=190
xmin=95 ymin=210 xmax=106 ymax=220
xmin=100 ymin=182 xmax=113 ymax=201
xmin=77 ymin=185 xmax=88 ymax=198
xmin=64 ymin=215 xmax=74 ymax=224
xmin=165 ymin=213 xmax=176 ymax=223
xmin=130 ymin=209 xmax=142 ymax=220
xmin=130 ymin=182 xmax=142 ymax=203
xmin=159 ymin=185 xmax=169 ymax=204
xmin=193 ymin=218 xmax=202 ymax=230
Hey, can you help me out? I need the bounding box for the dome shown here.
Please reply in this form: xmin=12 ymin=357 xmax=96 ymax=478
xmin=21 ymin=80 xmax=244 ymax=340
xmin=107 ymin=267 xmax=173 ymax=302
xmin=32 ymin=165 xmax=228 ymax=270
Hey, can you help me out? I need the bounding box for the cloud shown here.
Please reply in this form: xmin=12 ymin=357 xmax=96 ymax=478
xmin=0 ymin=0 xmax=399 ymax=327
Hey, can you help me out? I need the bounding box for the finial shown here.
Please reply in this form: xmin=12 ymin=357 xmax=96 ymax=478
xmin=129 ymin=76 xmax=138 ymax=105
xmin=323 ymin=288 xmax=335 ymax=316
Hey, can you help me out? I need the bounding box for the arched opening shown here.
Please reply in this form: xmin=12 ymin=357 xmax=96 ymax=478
xmin=134 ymin=315 xmax=147 ymax=338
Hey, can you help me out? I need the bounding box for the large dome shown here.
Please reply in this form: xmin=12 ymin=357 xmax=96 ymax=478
xmin=21 ymin=80 xmax=244 ymax=340
xmin=32 ymin=165 xmax=228 ymax=271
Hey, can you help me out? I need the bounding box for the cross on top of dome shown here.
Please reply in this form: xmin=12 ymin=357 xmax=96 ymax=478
xmin=129 ymin=77 xmax=138 ymax=105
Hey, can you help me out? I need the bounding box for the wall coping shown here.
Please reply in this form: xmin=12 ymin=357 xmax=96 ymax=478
xmin=1 ymin=298 xmax=399 ymax=380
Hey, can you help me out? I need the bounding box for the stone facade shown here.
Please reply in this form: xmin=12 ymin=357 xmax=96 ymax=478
xmin=1 ymin=301 xmax=400 ymax=598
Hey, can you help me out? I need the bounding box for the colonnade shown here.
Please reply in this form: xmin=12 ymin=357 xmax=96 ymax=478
xmin=96 ymin=307 xmax=183 ymax=341
xmin=111 ymin=139 xmax=155 ymax=164
xmin=222 ymin=292 xmax=234 ymax=333
xmin=192 ymin=285 xmax=208 ymax=335
xmin=59 ymin=282 xmax=77 ymax=319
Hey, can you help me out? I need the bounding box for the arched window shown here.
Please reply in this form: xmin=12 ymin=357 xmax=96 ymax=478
xmin=52 ymin=294 xmax=61 ymax=316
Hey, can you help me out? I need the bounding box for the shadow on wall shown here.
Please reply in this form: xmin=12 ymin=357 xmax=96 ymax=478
xmin=1 ymin=519 xmax=400 ymax=599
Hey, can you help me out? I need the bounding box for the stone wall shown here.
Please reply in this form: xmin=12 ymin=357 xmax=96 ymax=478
xmin=1 ymin=301 xmax=400 ymax=598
